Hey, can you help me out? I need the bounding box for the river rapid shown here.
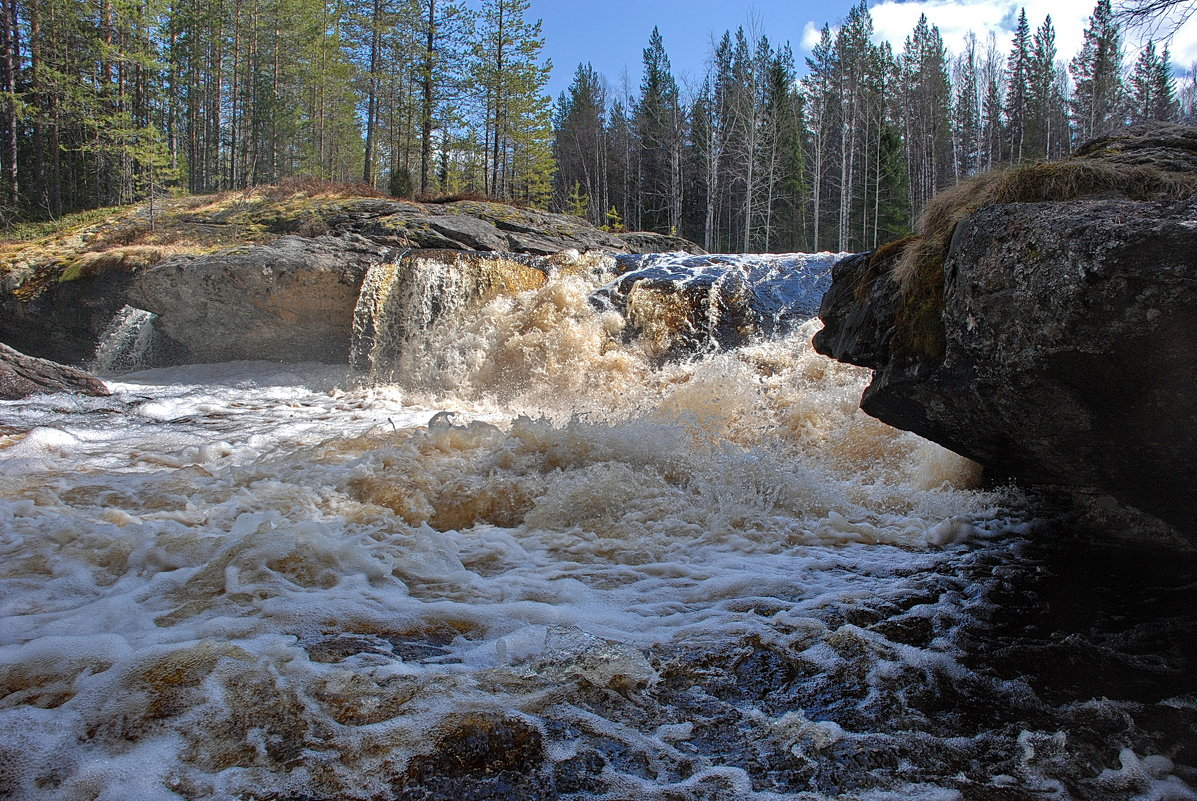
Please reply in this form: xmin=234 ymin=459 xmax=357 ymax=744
xmin=0 ymin=252 xmax=1193 ymax=801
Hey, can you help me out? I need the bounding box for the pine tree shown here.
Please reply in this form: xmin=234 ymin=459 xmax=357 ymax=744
xmin=471 ymin=0 xmax=553 ymax=201
xmin=565 ymin=180 xmax=588 ymax=218
xmin=414 ymin=0 xmax=471 ymax=195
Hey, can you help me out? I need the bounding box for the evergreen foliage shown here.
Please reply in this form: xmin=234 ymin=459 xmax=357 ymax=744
xmin=0 ymin=0 xmax=1178 ymax=249
xmin=1070 ymin=0 xmax=1127 ymax=141
xmin=1128 ymin=40 xmax=1180 ymax=121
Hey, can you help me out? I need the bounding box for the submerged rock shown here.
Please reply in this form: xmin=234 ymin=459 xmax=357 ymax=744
xmin=814 ymin=123 xmax=1197 ymax=541
xmin=596 ymin=252 xmax=838 ymax=359
xmin=398 ymin=713 xmax=548 ymax=801
xmin=0 ymin=342 xmax=109 ymax=399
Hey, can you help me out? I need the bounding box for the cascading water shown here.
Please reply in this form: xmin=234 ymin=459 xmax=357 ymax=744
xmin=90 ymin=304 xmax=160 ymax=374
xmin=0 ymin=252 xmax=1193 ymax=801
xmin=349 ymin=249 xmax=570 ymax=386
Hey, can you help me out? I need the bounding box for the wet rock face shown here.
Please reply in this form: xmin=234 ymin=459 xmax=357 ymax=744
xmin=595 ymin=252 xmax=837 ymax=359
xmin=814 ymin=136 xmax=1197 ymax=541
xmin=0 ymin=342 xmax=109 ymax=399
xmin=0 ymin=271 xmax=138 ymax=366
xmin=130 ymin=234 xmax=392 ymax=363
xmin=1 ymin=198 xmax=705 ymax=366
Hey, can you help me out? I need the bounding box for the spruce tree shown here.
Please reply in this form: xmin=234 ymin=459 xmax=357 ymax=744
xmin=1027 ymin=16 xmax=1064 ymax=160
xmin=899 ymin=14 xmax=952 ymax=213
xmin=552 ymin=63 xmax=605 ymax=221
xmin=634 ymin=26 xmax=682 ymax=235
xmin=951 ymin=33 xmax=981 ymax=179
xmin=1129 ymin=41 xmax=1179 ymax=121
xmin=802 ymin=23 xmax=836 ymax=251
xmin=980 ymin=33 xmax=1006 ymax=170
xmin=1005 ymin=9 xmax=1033 ymax=161
xmin=1070 ymin=0 xmax=1126 ymax=142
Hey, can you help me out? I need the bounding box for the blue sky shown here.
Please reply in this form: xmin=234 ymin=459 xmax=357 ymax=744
xmin=528 ymin=0 xmax=1197 ymax=100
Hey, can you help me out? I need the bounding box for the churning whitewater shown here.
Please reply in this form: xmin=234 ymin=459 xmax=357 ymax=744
xmin=0 ymin=253 xmax=1193 ymax=801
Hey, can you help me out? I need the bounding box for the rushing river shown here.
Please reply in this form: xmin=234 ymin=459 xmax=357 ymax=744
xmin=0 ymin=252 xmax=1193 ymax=801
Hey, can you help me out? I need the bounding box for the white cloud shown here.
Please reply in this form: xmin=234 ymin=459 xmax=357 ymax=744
xmin=801 ymin=20 xmax=826 ymax=51
xmin=803 ymin=0 xmax=1197 ymax=75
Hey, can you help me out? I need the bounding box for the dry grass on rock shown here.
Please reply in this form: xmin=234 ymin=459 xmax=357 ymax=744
xmin=877 ymin=155 xmax=1197 ymax=361
xmin=1 ymin=177 xmax=390 ymax=300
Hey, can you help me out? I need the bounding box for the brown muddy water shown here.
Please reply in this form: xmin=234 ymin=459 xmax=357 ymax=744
xmin=0 ymin=253 xmax=1192 ymax=800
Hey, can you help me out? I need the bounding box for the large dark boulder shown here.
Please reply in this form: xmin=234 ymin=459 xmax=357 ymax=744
xmin=1 ymin=266 xmax=139 ymax=366
xmin=0 ymin=342 xmax=109 ymax=399
xmin=814 ymin=124 xmax=1197 ymax=541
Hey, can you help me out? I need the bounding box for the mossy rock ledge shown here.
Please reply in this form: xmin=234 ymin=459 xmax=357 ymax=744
xmin=813 ymin=123 xmax=1197 ymax=543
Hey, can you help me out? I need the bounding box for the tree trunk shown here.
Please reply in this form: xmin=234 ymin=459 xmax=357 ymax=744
xmin=362 ymin=0 xmax=382 ymax=185
xmin=489 ymin=0 xmax=503 ymax=196
xmin=1 ymin=0 xmax=17 ymax=204
xmin=419 ymin=0 xmax=436 ymax=195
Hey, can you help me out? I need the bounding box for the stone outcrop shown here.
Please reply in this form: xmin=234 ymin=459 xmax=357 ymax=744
xmin=347 ymin=199 xmax=639 ymax=254
xmin=130 ymin=233 xmax=393 ymax=364
xmin=814 ymin=124 xmax=1197 ymax=541
xmin=1 ymin=195 xmax=704 ymax=367
xmin=0 ymin=342 xmax=110 ymax=399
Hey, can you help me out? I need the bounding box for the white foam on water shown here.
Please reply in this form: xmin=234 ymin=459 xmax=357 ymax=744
xmin=0 ymin=257 xmax=1184 ymax=800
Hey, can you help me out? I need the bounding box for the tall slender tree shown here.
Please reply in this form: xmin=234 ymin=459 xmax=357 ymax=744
xmin=899 ymin=14 xmax=952 ymax=211
xmin=634 ymin=26 xmax=683 ymax=234
xmin=951 ymin=33 xmax=981 ymax=180
xmin=1004 ymin=8 xmax=1033 ymax=161
xmin=1070 ymin=0 xmax=1126 ymax=141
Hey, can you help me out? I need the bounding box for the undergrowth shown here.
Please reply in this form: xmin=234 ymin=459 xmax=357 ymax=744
xmin=2 ymin=205 xmax=129 ymax=243
xmin=417 ymin=190 xmax=532 ymax=209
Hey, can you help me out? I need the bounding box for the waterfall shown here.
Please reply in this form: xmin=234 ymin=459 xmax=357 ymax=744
xmin=348 ymin=250 xmax=840 ymax=390
xmin=90 ymin=305 xmax=159 ymax=374
xmin=349 ymin=250 xmax=554 ymax=382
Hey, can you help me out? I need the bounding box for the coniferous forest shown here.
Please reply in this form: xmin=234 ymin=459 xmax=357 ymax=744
xmin=1 ymin=0 xmax=1194 ymax=252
